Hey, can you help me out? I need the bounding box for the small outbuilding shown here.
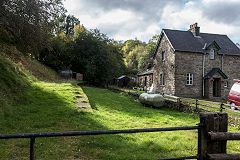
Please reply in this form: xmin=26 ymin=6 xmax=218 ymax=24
xmin=76 ymin=73 xmax=83 ymax=81
xmin=137 ymin=68 xmax=153 ymax=90
xmin=117 ymin=75 xmax=131 ymax=88
xmin=59 ymin=70 xmax=73 ymax=79
xmin=109 ymin=78 xmax=117 ymax=86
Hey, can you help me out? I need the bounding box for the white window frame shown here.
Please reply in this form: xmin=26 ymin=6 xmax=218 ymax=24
xmin=224 ymin=81 xmax=228 ymax=88
xmin=162 ymin=51 xmax=165 ymax=61
xmin=210 ymin=49 xmax=215 ymax=59
xmin=186 ymin=73 xmax=193 ymax=85
xmin=160 ymin=73 xmax=165 ymax=86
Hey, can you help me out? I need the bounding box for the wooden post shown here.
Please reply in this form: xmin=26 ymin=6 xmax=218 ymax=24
xmin=177 ymin=98 xmax=181 ymax=110
xmin=220 ymin=103 xmax=224 ymax=112
xmin=195 ymin=99 xmax=198 ymax=111
xmin=209 ymin=132 xmax=240 ymax=141
xmin=208 ymin=153 xmax=240 ymax=160
xmin=199 ymin=112 xmax=228 ymax=160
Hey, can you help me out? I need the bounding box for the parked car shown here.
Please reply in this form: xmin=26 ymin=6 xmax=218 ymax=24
xmin=228 ymin=82 xmax=240 ymax=109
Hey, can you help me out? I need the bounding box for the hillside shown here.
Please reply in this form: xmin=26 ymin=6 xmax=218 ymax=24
xmin=0 ymin=43 xmax=60 ymax=107
xmin=0 ymin=43 xmax=239 ymax=159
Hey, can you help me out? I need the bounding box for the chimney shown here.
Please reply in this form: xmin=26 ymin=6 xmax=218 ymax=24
xmin=147 ymin=63 xmax=152 ymax=70
xmin=188 ymin=23 xmax=200 ymax=36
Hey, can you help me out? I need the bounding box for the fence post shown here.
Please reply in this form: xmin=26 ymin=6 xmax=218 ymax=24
xmin=195 ymin=99 xmax=198 ymax=111
xmin=30 ymin=137 xmax=35 ymax=160
xmin=199 ymin=112 xmax=228 ymax=160
xmin=177 ymin=98 xmax=181 ymax=110
xmin=220 ymin=103 xmax=224 ymax=112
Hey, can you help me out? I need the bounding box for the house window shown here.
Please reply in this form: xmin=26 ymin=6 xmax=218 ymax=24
xmin=160 ymin=73 xmax=165 ymax=85
xmin=224 ymin=81 xmax=228 ymax=88
xmin=162 ymin=51 xmax=165 ymax=61
xmin=210 ymin=49 xmax=214 ymax=59
xmin=187 ymin=73 xmax=193 ymax=85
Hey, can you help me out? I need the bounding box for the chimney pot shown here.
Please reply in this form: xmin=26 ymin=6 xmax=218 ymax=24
xmin=189 ymin=22 xmax=200 ymax=36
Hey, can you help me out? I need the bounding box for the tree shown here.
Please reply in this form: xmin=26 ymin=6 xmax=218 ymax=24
xmin=121 ymin=40 xmax=142 ymax=57
xmin=120 ymin=35 xmax=160 ymax=74
xmin=56 ymin=14 xmax=80 ymax=36
xmin=39 ymin=32 xmax=73 ymax=70
xmin=0 ymin=0 xmax=66 ymax=56
xmin=71 ymin=25 xmax=125 ymax=86
xmin=126 ymin=45 xmax=145 ymax=70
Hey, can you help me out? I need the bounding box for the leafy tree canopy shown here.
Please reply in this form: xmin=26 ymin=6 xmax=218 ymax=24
xmin=0 ymin=0 xmax=66 ymax=56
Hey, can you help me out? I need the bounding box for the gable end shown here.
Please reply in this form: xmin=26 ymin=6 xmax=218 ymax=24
xmin=153 ymin=30 xmax=175 ymax=59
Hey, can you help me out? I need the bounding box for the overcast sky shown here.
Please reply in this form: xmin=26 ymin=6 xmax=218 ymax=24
xmin=63 ymin=0 xmax=240 ymax=43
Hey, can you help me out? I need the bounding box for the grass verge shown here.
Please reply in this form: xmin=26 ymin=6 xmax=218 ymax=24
xmin=1 ymin=83 xmax=239 ymax=159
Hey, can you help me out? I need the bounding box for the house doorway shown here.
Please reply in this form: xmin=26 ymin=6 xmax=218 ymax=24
xmin=144 ymin=77 xmax=147 ymax=87
xmin=213 ymin=78 xmax=221 ymax=97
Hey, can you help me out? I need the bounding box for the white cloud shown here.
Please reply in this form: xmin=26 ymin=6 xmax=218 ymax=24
xmin=203 ymin=0 xmax=240 ymax=3
xmin=76 ymin=9 xmax=135 ymax=29
xmin=160 ymin=1 xmax=202 ymax=29
xmin=160 ymin=0 xmax=240 ymax=42
xmin=63 ymin=0 xmax=240 ymax=43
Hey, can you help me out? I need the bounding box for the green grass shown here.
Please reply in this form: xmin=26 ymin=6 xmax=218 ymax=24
xmin=0 ymin=45 xmax=240 ymax=159
xmin=164 ymin=95 xmax=240 ymax=119
xmin=109 ymin=85 xmax=145 ymax=94
xmin=0 ymin=54 xmax=30 ymax=107
xmin=1 ymin=83 xmax=240 ymax=159
xmin=180 ymin=98 xmax=240 ymax=119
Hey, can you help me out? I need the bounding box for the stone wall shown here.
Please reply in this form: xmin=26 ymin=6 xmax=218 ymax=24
xmin=153 ymin=34 xmax=240 ymax=99
xmin=222 ymin=55 xmax=240 ymax=99
xmin=206 ymin=72 xmax=224 ymax=99
xmin=173 ymin=47 xmax=240 ymax=99
xmin=204 ymin=47 xmax=240 ymax=99
xmin=204 ymin=46 xmax=222 ymax=74
xmin=153 ymin=34 xmax=175 ymax=95
xmin=175 ymin=51 xmax=203 ymax=97
xmin=138 ymin=74 xmax=153 ymax=89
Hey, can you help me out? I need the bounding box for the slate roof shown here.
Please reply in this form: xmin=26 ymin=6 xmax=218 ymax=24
xmin=153 ymin=29 xmax=240 ymax=58
xmin=204 ymin=68 xmax=228 ymax=79
xmin=137 ymin=68 xmax=153 ymax=76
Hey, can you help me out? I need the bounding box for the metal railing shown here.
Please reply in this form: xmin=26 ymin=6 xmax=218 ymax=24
xmin=0 ymin=125 xmax=202 ymax=160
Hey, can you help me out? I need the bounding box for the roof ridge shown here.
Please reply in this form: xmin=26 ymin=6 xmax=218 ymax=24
xmin=200 ymin=32 xmax=227 ymax=36
xmin=163 ymin=28 xmax=227 ymax=36
xmin=153 ymin=28 xmax=240 ymax=57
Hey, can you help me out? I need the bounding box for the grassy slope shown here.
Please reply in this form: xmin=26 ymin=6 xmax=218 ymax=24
xmin=0 ymin=53 xmax=29 ymax=107
xmin=82 ymin=87 xmax=240 ymax=159
xmin=0 ymin=43 xmax=239 ymax=159
xmin=81 ymin=87 xmax=199 ymax=159
xmin=0 ymin=43 xmax=60 ymax=106
xmin=1 ymin=83 xmax=239 ymax=159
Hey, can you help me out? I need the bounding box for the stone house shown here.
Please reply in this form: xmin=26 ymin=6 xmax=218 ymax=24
xmin=137 ymin=68 xmax=153 ymax=90
xmin=153 ymin=23 xmax=240 ymax=99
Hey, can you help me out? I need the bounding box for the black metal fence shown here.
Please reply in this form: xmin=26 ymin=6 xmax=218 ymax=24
xmin=2 ymin=112 xmax=240 ymax=160
xmin=0 ymin=126 xmax=202 ymax=160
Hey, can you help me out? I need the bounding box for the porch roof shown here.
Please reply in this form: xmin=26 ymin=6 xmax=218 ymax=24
xmin=137 ymin=68 xmax=153 ymax=76
xmin=204 ymin=68 xmax=228 ymax=79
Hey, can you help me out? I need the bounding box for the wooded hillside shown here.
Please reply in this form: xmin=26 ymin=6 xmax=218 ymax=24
xmin=0 ymin=0 xmax=159 ymax=86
